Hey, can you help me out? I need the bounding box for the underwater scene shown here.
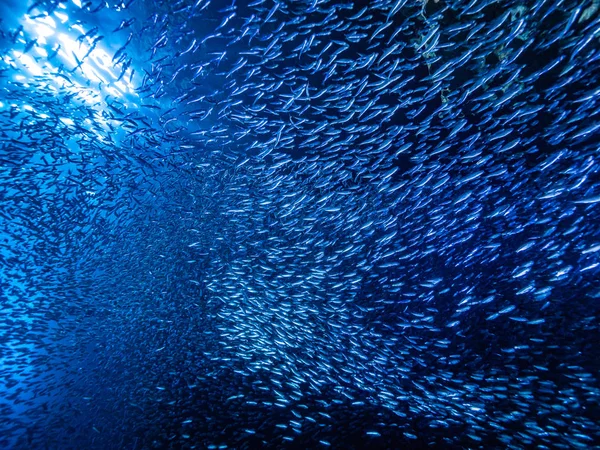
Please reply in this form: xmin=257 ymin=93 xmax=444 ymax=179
xmin=1 ymin=0 xmax=600 ymax=448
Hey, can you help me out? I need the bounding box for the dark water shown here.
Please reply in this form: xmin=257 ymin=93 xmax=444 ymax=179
xmin=1 ymin=0 xmax=600 ymax=449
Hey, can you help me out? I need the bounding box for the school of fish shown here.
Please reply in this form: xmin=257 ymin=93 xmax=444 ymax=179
xmin=1 ymin=0 xmax=599 ymax=448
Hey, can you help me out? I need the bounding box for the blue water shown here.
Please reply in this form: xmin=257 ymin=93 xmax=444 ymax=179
xmin=1 ymin=0 xmax=600 ymax=448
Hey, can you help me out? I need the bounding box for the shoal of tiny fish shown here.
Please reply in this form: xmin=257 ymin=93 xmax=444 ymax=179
xmin=1 ymin=0 xmax=599 ymax=448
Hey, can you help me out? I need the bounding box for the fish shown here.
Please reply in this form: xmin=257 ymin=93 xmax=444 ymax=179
xmin=0 ymin=0 xmax=599 ymax=449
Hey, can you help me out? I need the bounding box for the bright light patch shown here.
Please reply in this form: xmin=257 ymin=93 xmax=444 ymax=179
xmin=33 ymin=23 xmax=55 ymax=38
xmin=58 ymin=33 xmax=80 ymax=55
xmin=57 ymin=34 xmax=79 ymax=66
xmin=79 ymin=90 xmax=100 ymax=104
xmin=71 ymin=24 xmax=85 ymax=35
xmin=34 ymin=47 xmax=48 ymax=57
xmin=81 ymin=64 xmax=107 ymax=85
xmin=92 ymin=50 xmax=112 ymax=70
xmin=38 ymin=15 xmax=57 ymax=29
xmin=114 ymin=80 xmax=127 ymax=93
xmin=3 ymin=56 xmax=17 ymax=68
xmin=105 ymin=86 xmax=122 ymax=98
xmin=17 ymin=53 xmax=44 ymax=77
xmin=5 ymin=3 xmax=140 ymax=141
xmin=54 ymin=12 xmax=69 ymax=23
